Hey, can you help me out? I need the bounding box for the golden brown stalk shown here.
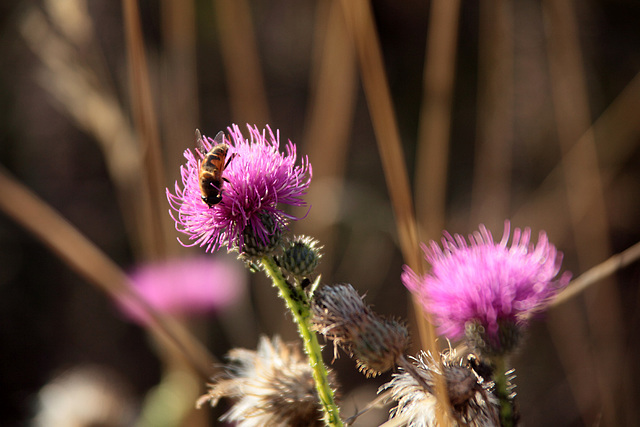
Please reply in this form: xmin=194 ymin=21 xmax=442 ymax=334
xmin=513 ymin=71 xmax=640 ymax=237
xmin=297 ymin=0 xmax=357 ymax=271
xmin=0 ymin=168 xmax=217 ymax=381
xmin=214 ymin=0 xmax=270 ymax=125
xmin=20 ymin=7 xmax=154 ymax=259
xmin=415 ymin=0 xmax=461 ymax=241
xmin=338 ymin=1 xmax=451 ymax=424
xmin=553 ymin=241 xmax=640 ymax=307
xmin=160 ymin=0 xmax=200 ymax=186
xmin=470 ymin=0 xmax=514 ymax=229
xmin=122 ymin=0 xmax=168 ymax=259
xmin=543 ymin=0 xmax=626 ymax=424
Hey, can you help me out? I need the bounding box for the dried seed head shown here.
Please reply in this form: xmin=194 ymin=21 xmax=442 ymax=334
xmin=33 ymin=365 xmax=136 ymax=427
xmin=278 ymin=235 xmax=323 ymax=279
xmin=380 ymin=347 xmax=500 ymax=426
xmin=198 ymin=336 xmax=337 ymax=427
xmin=311 ymin=284 xmax=410 ymax=377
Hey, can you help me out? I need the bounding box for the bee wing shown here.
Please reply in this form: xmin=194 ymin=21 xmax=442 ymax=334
xmin=195 ymin=129 xmax=207 ymax=155
xmin=213 ymin=131 xmax=225 ymax=145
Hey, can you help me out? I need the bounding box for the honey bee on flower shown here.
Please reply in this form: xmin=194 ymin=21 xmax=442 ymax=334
xmin=167 ymin=124 xmax=312 ymax=253
xmin=196 ymin=130 xmax=236 ymax=208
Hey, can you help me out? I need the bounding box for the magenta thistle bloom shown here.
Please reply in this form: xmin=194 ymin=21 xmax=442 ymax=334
xmin=402 ymin=221 xmax=571 ymax=347
xmin=167 ymin=124 xmax=312 ymax=252
xmin=118 ymin=257 xmax=246 ymax=324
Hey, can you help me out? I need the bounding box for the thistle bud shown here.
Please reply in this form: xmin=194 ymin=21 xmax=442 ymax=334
xmin=311 ymin=284 xmax=410 ymax=377
xmin=351 ymin=317 xmax=410 ymax=377
xmin=278 ymin=235 xmax=323 ymax=279
xmin=465 ymin=319 xmax=523 ymax=357
xmin=240 ymin=214 xmax=282 ymax=258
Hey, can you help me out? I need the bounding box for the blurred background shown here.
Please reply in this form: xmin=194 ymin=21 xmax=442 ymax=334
xmin=1 ymin=0 xmax=639 ymax=426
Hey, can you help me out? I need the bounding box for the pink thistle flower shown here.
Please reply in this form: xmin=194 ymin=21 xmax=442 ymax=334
xmin=402 ymin=221 xmax=571 ymax=350
xmin=167 ymin=124 xmax=312 ymax=252
xmin=118 ymin=257 xmax=246 ymax=324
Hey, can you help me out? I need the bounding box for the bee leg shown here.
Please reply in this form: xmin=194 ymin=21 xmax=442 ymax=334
xmin=224 ymin=153 xmax=238 ymax=168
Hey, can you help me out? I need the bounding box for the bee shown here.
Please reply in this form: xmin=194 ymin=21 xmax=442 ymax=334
xmin=196 ymin=129 xmax=236 ymax=207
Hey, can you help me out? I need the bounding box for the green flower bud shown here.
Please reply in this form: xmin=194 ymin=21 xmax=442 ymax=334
xmin=278 ymin=235 xmax=323 ymax=278
xmin=465 ymin=319 xmax=523 ymax=357
xmin=240 ymin=214 xmax=282 ymax=258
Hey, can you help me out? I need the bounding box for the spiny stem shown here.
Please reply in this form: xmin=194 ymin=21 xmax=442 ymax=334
xmin=493 ymin=356 xmax=515 ymax=427
xmin=260 ymin=256 xmax=343 ymax=427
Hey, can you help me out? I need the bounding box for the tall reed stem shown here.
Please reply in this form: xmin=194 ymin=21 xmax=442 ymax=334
xmin=260 ymin=256 xmax=343 ymax=427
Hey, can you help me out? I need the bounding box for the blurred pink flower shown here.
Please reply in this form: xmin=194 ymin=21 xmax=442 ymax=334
xmin=118 ymin=256 xmax=246 ymax=324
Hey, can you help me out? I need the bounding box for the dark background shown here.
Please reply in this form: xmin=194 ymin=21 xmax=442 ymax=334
xmin=1 ymin=0 xmax=639 ymax=426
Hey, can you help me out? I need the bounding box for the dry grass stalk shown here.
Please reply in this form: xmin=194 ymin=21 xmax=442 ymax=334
xmin=553 ymin=241 xmax=640 ymax=307
xmin=122 ymin=0 xmax=169 ymax=259
xmin=415 ymin=0 xmax=461 ymax=241
xmin=214 ymin=0 xmax=270 ymax=125
xmin=470 ymin=0 xmax=514 ymax=229
xmin=513 ymin=71 xmax=640 ymax=236
xmin=20 ymin=7 xmax=160 ymax=259
xmin=160 ymin=0 xmax=201 ymax=184
xmin=297 ymin=0 xmax=357 ymax=270
xmin=0 ymin=168 xmax=217 ymax=381
xmin=543 ymin=0 xmax=627 ymax=424
xmin=338 ymin=0 xmax=452 ymax=424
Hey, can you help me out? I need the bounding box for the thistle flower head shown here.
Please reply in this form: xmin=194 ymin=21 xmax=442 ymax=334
xmin=380 ymin=348 xmax=500 ymax=427
xmin=402 ymin=221 xmax=571 ymax=353
xmin=197 ymin=336 xmax=335 ymax=427
xmin=311 ymin=284 xmax=410 ymax=377
xmin=167 ymin=124 xmax=312 ymax=253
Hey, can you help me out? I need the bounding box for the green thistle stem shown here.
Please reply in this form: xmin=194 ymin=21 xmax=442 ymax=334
xmin=493 ymin=356 xmax=514 ymax=427
xmin=261 ymin=256 xmax=343 ymax=427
